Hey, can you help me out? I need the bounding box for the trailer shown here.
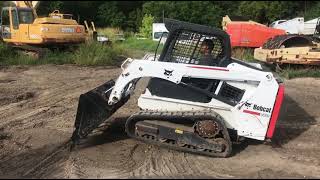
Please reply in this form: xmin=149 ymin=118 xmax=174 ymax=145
xmin=254 ymin=45 xmax=320 ymax=65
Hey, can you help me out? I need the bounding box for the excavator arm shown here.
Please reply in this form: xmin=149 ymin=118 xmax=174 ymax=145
xmin=13 ymin=1 xmax=39 ymax=18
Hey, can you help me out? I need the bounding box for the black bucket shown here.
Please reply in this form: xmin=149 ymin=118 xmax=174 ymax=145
xmin=71 ymin=79 xmax=130 ymax=144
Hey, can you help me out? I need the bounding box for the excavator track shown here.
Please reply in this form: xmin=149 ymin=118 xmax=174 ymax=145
xmin=262 ymin=34 xmax=314 ymax=49
xmin=125 ymin=110 xmax=232 ymax=158
xmin=10 ymin=44 xmax=50 ymax=59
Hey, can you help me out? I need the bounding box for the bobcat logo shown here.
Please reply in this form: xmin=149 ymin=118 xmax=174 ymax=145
xmin=164 ymin=69 xmax=173 ymax=76
xmin=244 ymin=102 xmax=252 ymax=108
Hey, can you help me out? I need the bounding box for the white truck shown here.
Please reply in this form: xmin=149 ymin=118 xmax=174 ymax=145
xmin=270 ymin=17 xmax=319 ymax=35
xmin=152 ymin=23 xmax=169 ymax=44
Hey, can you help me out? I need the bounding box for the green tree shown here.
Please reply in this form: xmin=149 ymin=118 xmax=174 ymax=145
xmin=8 ymin=1 xmax=317 ymax=32
xmin=126 ymin=8 xmax=143 ymax=32
xmin=142 ymin=1 xmax=223 ymax=28
xmin=304 ymin=1 xmax=320 ymax=21
xmin=96 ymin=2 xmax=126 ymax=28
xmin=237 ymin=1 xmax=302 ymax=24
xmin=215 ymin=1 xmax=241 ymax=17
xmin=49 ymin=1 xmax=63 ymax=12
xmin=237 ymin=1 xmax=268 ymax=23
xmin=139 ymin=14 xmax=154 ymax=38
xmin=142 ymin=1 xmax=172 ymax=23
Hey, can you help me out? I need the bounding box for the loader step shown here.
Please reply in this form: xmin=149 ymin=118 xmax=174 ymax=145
xmin=125 ymin=111 xmax=232 ymax=158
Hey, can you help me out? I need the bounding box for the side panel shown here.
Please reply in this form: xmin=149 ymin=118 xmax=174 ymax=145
xmin=266 ymin=84 xmax=285 ymax=138
xmin=138 ymin=80 xmax=278 ymax=141
xmin=234 ymin=79 xmax=279 ymax=140
xmin=137 ymin=91 xmax=235 ymax=129
xmin=136 ymin=61 xmax=279 ymax=141
xmin=19 ymin=24 xmax=30 ymax=42
xmin=225 ymin=23 xmax=241 ymax=47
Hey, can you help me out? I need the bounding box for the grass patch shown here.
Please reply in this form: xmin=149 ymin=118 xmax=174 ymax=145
xmin=73 ymin=42 xmax=126 ymax=66
xmin=0 ymin=42 xmax=126 ymax=66
xmin=231 ymin=48 xmax=256 ymax=62
xmin=2 ymin=39 xmax=320 ymax=80
xmin=0 ymin=27 xmax=165 ymax=66
xmin=278 ymin=66 xmax=320 ymax=79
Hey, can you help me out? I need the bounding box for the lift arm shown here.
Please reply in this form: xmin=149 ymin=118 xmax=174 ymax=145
xmin=108 ymin=58 xmax=275 ymax=106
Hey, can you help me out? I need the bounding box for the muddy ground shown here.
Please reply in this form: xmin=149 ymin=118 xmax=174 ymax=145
xmin=0 ymin=64 xmax=319 ymax=179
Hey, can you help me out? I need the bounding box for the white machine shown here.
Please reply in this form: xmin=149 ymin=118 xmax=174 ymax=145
xmin=270 ymin=17 xmax=319 ymax=35
xmin=71 ymin=19 xmax=285 ymax=158
xmin=152 ymin=23 xmax=169 ymax=43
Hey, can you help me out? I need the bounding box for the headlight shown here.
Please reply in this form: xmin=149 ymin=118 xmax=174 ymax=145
xmin=40 ymin=27 xmax=49 ymax=32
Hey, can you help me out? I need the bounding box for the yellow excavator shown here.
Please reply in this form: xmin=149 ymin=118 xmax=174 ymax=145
xmin=0 ymin=1 xmax=88 ymax=58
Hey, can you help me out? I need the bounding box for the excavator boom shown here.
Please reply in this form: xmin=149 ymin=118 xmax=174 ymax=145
xmin=13 ymin=1 xmax=39 ymax=17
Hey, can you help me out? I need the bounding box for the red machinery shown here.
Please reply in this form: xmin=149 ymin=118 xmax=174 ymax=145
xmin=222 ymin=16 xmax=286 ymax=48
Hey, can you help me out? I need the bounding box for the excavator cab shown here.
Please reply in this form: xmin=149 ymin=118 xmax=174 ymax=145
xmin=1 ymin=7 xmax=35 ymax=40
xmin=0 ymin=8 xmax=11 ymax=39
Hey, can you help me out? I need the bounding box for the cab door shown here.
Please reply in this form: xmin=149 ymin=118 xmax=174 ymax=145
xmin=1 ymin=8 xmax=11 ymax=40
xmin=9 ymin=7 xmax=20 ymax=42
xmin=16 ymin=8 xmax=34 ymax=43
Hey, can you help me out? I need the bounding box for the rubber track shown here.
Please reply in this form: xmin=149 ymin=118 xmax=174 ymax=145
xmin=125 ymin=110 xmax=232 ymax=158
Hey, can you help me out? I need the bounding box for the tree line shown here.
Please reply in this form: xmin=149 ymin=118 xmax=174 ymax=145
xmin=1 ymin=1 xmax=320 ymax=32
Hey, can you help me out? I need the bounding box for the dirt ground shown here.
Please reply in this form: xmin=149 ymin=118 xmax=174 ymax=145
xmin=0 ymin=64 xmax=319 ymax=179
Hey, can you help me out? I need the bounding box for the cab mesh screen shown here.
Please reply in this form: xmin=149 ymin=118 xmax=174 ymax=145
xmin=166 ymin=30 xmax=224 ymax=65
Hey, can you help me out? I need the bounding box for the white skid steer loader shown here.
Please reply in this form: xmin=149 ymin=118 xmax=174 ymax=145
xmin=71 ymin=19 xmax=285 ymax=157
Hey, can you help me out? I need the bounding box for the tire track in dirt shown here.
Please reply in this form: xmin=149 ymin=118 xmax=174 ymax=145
xmin=0 ymin=65 xmax=122 ymax=178
xmin=0 ymin=128 xmax=71 ymax=178
xmin=22 ymin=140 xmax=72 ymax=178
xmin=0 ymin=66 xmax=120 ymax=133
xmin=66 ymin=123 xmax=234 ymax=178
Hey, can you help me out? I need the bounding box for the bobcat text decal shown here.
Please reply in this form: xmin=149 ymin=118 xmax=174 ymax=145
xmin=253 ymin=104 xmax=272 ymax=113
xmin=243 ymin=102 xmax=272 ymax=117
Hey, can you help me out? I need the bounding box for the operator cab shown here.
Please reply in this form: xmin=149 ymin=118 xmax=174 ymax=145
xmin=1 ymin=7 xmax=34 ymax=39
xmin=147 ymin=19 xmax=244 ymax=105
xmin=158 ymin=18 xmax=231 ymax=67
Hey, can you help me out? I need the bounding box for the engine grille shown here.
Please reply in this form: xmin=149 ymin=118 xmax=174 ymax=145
xmin=217 ymin=82 xmax=244 ymax=106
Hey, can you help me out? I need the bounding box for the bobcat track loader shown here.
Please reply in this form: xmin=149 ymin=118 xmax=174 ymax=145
xmin=71 ymin=19 xmax=285 ymax=157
